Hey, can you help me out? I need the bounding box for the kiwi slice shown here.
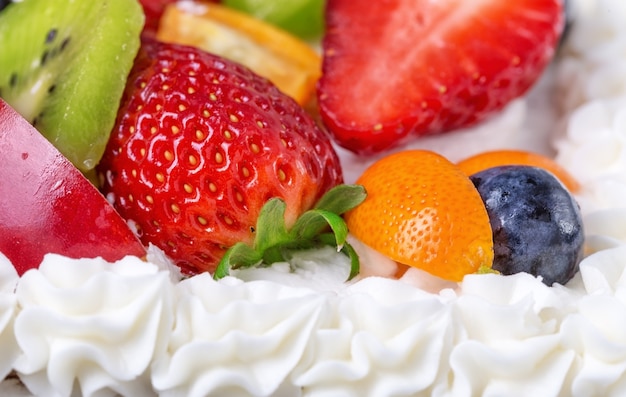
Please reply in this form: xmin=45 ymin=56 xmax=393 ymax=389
xmin=0 ymin=0 xmax=144 ymax=172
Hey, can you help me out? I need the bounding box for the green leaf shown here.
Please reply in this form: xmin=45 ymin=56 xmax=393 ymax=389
xmin=314 ymin=184 xmax=367 ymax=214
xmin=342 ymin=242 xmax=360 ymax=281
xmin=214 ymin=183 xmax=368 ymax=282
xmin=319 ymin=210 xmax=348 ymax=247
xmin=254 ymin=198 xmax=290 ymax=253
xmin=290 ymin=184 xmax=365 ymax=242
xmin=213 ymin=242 xmax=263 ymax=280
xmin=318 ymin=233 xmax=360 ymax=281
xmin=262 ymin=245 xmax=288 ymax=265
xmin=290 ymin=209 xmax=348 ymax=245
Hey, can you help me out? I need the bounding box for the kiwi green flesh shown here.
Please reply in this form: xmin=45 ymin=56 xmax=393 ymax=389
xmin=0 ymin=0 xmax=144 ymax=172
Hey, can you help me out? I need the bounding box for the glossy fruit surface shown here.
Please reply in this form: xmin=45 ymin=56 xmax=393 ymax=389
xmin=470 ymin=165 xmax=584 ymax=286
xmin=345 ymin=150 xmax=493 ymax=281
xmin=157 ymin=1 xmax=321 ymax=105
xmin=318 ymin=0 xmax=564 ymax=155
xmin=97 ymin=39 xmax=343 ymax=275
xmin=457 ymin=149 xmax=580 ymax=192
xmin=0 ymin=100 xmax=146 ymax=275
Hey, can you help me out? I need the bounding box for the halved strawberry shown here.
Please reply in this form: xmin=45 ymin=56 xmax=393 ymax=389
xmin=97 ymin=39 xmax=359 ymax=276
xmin=317 ymin=0 xmax=565 ymax=155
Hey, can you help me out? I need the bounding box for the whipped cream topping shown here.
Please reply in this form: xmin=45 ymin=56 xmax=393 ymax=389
xmin=552 ymin=0 xmax=626 ymax=261
xmin=2 ymin=0 xmax=626 ymax=396
xmin=556 ymin=97 xmax=626 ymax=215
xmin=10 ymin=254 xmax=175 ymax=396
xmin=2 ymin=245 xmax=626 ymax=396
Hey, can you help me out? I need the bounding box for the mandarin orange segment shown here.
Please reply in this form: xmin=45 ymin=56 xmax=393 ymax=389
xmin=457 ymin=149 xmax=581 ymax=193
xmin=345 ymin=150 xmax=494 ymax=282
xmin=156 ymin=1 xmax=321 ymax=105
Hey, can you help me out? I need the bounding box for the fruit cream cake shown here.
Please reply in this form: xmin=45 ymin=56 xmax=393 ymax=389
xmin=2 ymin=0 xmax=626 ymax=395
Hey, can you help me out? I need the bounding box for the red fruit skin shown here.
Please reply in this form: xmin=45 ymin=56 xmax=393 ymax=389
xmin=97 ymin=39 xmax=343 ymax=275
xmin=318 ymin=0 xmax=565 ymax=155
xmin=0 ymin=100 xmax=146 ymax=275
xmin=140 ymin=0 xmax=175 ymax=37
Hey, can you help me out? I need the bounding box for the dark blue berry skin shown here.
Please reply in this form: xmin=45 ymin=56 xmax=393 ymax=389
xmin=470 ymin=166 xmax=584 ymax=286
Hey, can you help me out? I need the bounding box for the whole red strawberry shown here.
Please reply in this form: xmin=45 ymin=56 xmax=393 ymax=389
xmin=317 ymin=0 xmax=565 ymax=155
xmin=97 ymin=38 xmax=345 ymax=275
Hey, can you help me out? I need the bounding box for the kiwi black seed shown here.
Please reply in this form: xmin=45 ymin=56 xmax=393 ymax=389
xmin=0 ymin=0 xmax=144 ymax=172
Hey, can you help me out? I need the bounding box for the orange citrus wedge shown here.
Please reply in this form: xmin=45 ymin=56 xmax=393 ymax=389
xmin=345 ymin=150 xmax=494 ymax=282
xmin=156 ymin=1 xmax=321 ymax=105
xmin=457 ymin=149 xmax=581 ymax=193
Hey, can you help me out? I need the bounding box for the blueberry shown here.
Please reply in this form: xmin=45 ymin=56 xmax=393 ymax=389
xmin=470 ymin=166 xmax=584 ymax=286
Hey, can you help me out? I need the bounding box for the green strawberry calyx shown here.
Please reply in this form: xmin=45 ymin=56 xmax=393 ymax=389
xmin=213 ymin=184 xmax=367 ymax=281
